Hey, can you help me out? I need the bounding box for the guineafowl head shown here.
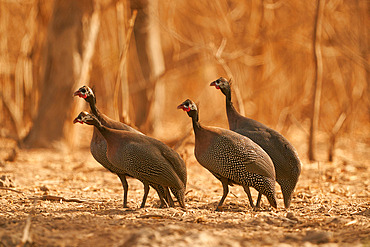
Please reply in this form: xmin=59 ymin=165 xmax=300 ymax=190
xmin=210 ymin=77 xmax=231 ymax=100
xmin=73 ymin=111 xmax=100 ymax=127
xmin=177 ymin=99 xmax=198 ymax=120
xmin=74 ymin=85 xmax=96 ymax=104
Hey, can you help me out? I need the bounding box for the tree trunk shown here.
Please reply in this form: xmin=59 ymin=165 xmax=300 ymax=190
xmin=114 ymin=4 xmax=137 ymax=126
xmin=23 ymin=0 xmax=92 ymax=148
xmin=357 ymin=0 xmax=370 ymax=118
xmin=308 ymin=0 xmax=325 ymax=161
xmin=130 ymin=0 xmax=165 ymax=132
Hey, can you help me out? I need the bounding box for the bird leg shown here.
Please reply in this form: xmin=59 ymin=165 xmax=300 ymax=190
xmin=216 ymin=177 xmax=229 ymax=211
xmin=164 ymin=187 xmax=174 ymax=207
xmin=242 ymin=185 xmax=255 ymax=208
xmin=153 ymin=185 xmax=169 ymax=208
xmin=255 ymin=192 xmax=262 ymax=208
xmin=140 ymin=182 xmax=150 ymax=208
xmin=117 ymin=174 xmax=129 ymax=208
xmin=170 ymin=188 xmax=186 ymax=208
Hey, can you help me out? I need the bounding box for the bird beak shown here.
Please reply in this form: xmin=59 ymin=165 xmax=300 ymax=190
xmin=210 ymin=81 xmax=220 ymax=89
xmin=177 ymin=104 xmax=190 ymax=112
xmin=73 ymin=118 xmax=82 ymax=124
xmin=73 ymin=90 xmax=87 ymax=98
xmin=73 ymin=90 xmax=81 ymax=97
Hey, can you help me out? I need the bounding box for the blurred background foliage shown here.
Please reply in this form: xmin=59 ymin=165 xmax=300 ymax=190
xmin=0 ymin=0 xmax=368 ymax=161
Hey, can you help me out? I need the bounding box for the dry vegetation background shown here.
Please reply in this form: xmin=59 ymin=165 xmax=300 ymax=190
xmin=0 ymin=0 xmax=369 ymax=246
xmin=0 ymin=0 xmax=368 ymax=151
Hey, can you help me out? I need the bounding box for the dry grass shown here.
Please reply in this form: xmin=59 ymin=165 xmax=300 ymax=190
xmin=0 ymin=0 xmax=368 ymax=159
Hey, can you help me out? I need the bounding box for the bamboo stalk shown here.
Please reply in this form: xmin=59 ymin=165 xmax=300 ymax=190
xmin=14 ymin=55 xmax=24 ymax=127
xmin=23 ymin=4 xmax=37 ymax=97
xmin=113 ymin=4 xmax=136 ymax=124
xmin=214 ymin=38 xmax=245 ymax=116
xmin=69 ymin=1 xmax=101 ymax=147
xmin=73 ymin=2 xmax=101 ymax=89
xmin=113 ymin=9 xmax=137 ymax=123
xmin=117 ymin=1 xmax=129 ymax=123
xmin=0 ymin=3 xmax=10 ymax=130
xmin=143 ymin=0 xmax=167 ymax=135
xmin=1 ymin=91 xmax=22 ymax=140
xmin=308 ymin=0 xmax=325 ymax=161
xmin=328 ymin=112 xmax=346 ymax=162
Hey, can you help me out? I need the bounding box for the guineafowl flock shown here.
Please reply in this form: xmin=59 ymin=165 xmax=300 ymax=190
xmin=73 ymin=77 xmax=302 ymax=211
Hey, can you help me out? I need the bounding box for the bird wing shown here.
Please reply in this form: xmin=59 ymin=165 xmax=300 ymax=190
xmin=160 ymin=148 xmax=187 ymax=185
xmin=235 ymin=128 xmax=301 ymax=177
xmin=100 ymin=113 xmax=143 ymax=134
xmin=209 ymin=128 xmax=276 ymax=180
xmin=110 ymin=139 xmax=184 ymax=189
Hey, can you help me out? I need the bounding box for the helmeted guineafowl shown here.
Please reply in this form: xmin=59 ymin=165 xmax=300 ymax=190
xmin=74 ymin=111 xmax=186 ymax=208
xmin=74 ymin=86 xmax=186 ymax=208
xmin=178 ymin=99 xmax=277 ymax=210
xmin=210 ymin=77 xmax=302 ymax=208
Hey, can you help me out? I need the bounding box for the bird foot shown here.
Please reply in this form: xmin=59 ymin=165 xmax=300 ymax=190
xmin=159 ymin=203 xmax=168 ymax=208
xmin=252 ymin=206 xmax=262 ymax=212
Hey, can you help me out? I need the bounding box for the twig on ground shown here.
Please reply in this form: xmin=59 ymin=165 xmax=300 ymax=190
xmin=185 ymin=189 xmax=193 ymax=196
xmin=28 ymin=195 xmax=87 ymax=203
xmin=0 ymin=187 xmax=24 ymax=194
xmin=137 ymin=214 xmax=175 ymax=220
xmin=17 ymin=198 xmax=38 ymax=247
xmin=230 ymin=191 xmax=239 ymax=198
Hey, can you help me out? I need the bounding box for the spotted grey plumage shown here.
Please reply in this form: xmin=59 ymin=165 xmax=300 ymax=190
xmin=74 ymin=86 xmax=186 ymax=208
xmin=74 ymin=111 xmax=186 ymax=208
xmin=178 ymin=99 xmax=277 ymax=210
xmin=210 ymin=77 xmax=302 ymax=208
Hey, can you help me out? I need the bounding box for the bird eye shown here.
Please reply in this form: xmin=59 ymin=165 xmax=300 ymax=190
xmin=80 ymin=88 xmax=86 ymax=93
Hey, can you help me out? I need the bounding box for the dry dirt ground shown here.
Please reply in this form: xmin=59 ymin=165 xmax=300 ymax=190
xmin=0 ymin=136 xmax=369 ymax=247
